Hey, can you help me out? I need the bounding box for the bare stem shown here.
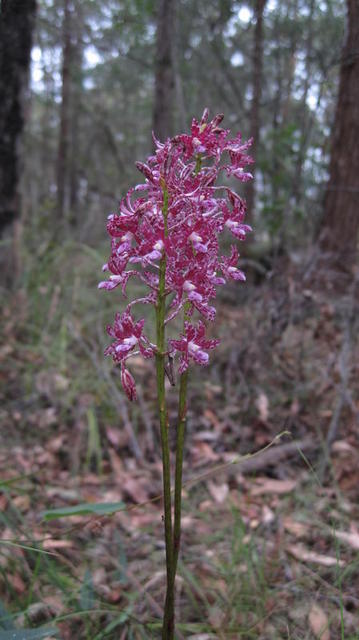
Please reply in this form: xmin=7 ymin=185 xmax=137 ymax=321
xmin=172 ymin=158 xmax=200 ymax=586
xmin=156 ymin=186 xmax=175 ymax=640
xmin=173 ymin=367 xmax=189 ymax=576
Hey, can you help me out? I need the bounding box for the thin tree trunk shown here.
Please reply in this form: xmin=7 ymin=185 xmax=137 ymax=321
xmin=56 ymin=0 xmax=72 ymax=220
xmin=0 ymin=0 xmax=36 ymax=237
xmin=173 ymin=3 xmax=186 ymax=131
xmin=270 ymin=13 xmax=283 ymax=215
xmin=69 ymin=3 xmax=83 ymax=222
xmin=291 ymin=0 xmax=315 ymax=206
xmin=153 ymin=0 xmax=176 ymax=141
xmin=246 ymin=0 xmax=266 ymax=224
xmin=318 ymin=0 xmax=359 ymax=276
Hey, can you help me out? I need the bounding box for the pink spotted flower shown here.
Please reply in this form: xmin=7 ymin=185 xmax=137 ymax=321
xmin=169 ymin=321 xmax=219 ymax=374
xmin=99 ymin=110 xmax=253 ymax=400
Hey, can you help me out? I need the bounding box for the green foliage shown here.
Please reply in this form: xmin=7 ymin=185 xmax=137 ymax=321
xmin=42 ymin=501 xmax=126 ymax=520
xmin=24 ymin=0 xmax=345 ymax=250
xmin=0 ymin=630 xmax=58 ymax=640
xmin=85 ymin=407 xmax=102 ymax=474
xmin=80 ymin=570 xmax=95 ymax=613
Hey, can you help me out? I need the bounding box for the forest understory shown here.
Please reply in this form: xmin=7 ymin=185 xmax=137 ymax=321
xmin=1 ymin=255 xmax=358 ymax=640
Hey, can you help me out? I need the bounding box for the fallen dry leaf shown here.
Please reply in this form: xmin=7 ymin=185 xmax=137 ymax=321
xmin=309 ymin=603 xmax=330 ymax=640
xmin=42 ymin=539 xmax=74 ymax=550
xmin=42 ymin=595 xmax=64 ymax=615
xmin=0 ymin=344 xmax=13 ymax=360
xmin=319 ymin=409 xmax=333 ymax=418
xmin=107 ymin=587 xmax=123 ymax=603
xmin=283 ymin=516 xmax=309 ymax=538
xmin=193 ymin=430 xmax=218 ymax=442
xmin=203 ymin=408 xmax=221 ymax=430
xmin=7 ymin=573 xmax=26 ymax=594
xmin=287 ymin=544 xmax=344 ymax=567
xmin=331 ymin=440 xmax=357 ymax=454
xmin=12 ymin=495 xmax=31 ymax=511
xmin=53 ymin=373 xmax=70 ymax=391
xmin=106 ymin=426 xmax=124 ymax=448
xmin=122 ymin=476 xmax=149 ymax=503
xmin=198 ymin=499 xmax=215 ymax=512
xmin=256 ymin=392 xmax=269 ymax=422
xmin=334 ymin=529 xmax=359 ymax=551
xmin=192 ymin=441 xmax=220 ymax=466
xmin=181 ymin=515 xmax=195 ymax=530
xmin=108 ymin=448 xmax=124 ymax=477
xmin=251 ymin=478 xmax=297 ymax=496
xmin=92 ymin=567 xmax=107 ymax=586
xmin=47 ymin=434 xmax=65 ymax=453
xmin=207 ymin=480 xmax=229 ymax=504
xmin=188 ymin=633 xmax=215 ymax=640
xmin=261 ymin=504 xmax=275 ymax=524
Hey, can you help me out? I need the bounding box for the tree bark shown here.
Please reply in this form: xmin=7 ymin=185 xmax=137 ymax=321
xmin=318 ymin=0 xmax=359 ymax=275
xmin=153 ymin=0 xmax=176 ymax=141
xmin=0 ymin=0 xmax=36 ymax=236
xmin=246 ymin=0 xmax=266 ymax=224
xmin=56 ymin=0 xmax=72 ymax=220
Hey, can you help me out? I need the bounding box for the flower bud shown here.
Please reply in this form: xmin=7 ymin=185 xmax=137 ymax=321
xmin=121 ymin=366 xmax=137 ymax=401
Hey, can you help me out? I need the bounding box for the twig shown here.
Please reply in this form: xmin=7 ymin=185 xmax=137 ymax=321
xmin=210 ymin=436 xmax=315 ymax=479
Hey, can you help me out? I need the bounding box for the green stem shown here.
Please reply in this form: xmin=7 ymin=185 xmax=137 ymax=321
xmin=171 ymin=153 xmax=201 ymax=618
xmin=156 ymin=186 xmax=175 ymax=639
xmin=173 ymin=367 xmax=189 ymax=576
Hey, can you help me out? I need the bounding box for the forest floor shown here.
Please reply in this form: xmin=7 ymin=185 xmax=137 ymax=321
xmin=1 ymin=246 xmax=359 ymax=639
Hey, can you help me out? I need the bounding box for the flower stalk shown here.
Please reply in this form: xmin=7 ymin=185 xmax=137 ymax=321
xmin=155 ymin=186 xmax=176 ymax=638
xmin=173 ymin=366 xmax=188 ymax=577
xmin=172 ymin=156 xmax=202 ymax=582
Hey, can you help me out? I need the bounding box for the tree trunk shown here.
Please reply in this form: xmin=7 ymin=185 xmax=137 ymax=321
xmin=291 ymin=0 xmax=315 ymax=207
xmin=0 ymin=0 xmax=36 ymax=236
xmin=56 ymin=0 xmax=72 ymax=220
xmin=153 ymin=0 xmax=176 ymax=141
xmin=318 ymin=0 xmax=359 ymax=276
xmin=69 ymin=1 xmax=83 ymax=223
xmin=173 ymin=3 xmax=186 ymax=132
xmin=246 ymin=0 xmax=266 ymax=224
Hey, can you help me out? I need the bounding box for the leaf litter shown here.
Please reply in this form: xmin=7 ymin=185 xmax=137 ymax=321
xmin=1 ymin=268 xmax=359 ymax=637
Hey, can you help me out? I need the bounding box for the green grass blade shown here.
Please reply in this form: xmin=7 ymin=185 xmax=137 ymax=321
xmin=0 ymin=541 xmax=56 ymax=556
xmin=42 ymin=501 xmax=126 ymax=520
xmin=0 ymin=628 xmax=58 ymax=639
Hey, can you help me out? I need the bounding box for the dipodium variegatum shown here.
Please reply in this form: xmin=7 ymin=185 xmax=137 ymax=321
xmin=99 ymin=109 xmax=253 ymax=397
xmin=99 ymin=109 xmax=253 ymax=639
